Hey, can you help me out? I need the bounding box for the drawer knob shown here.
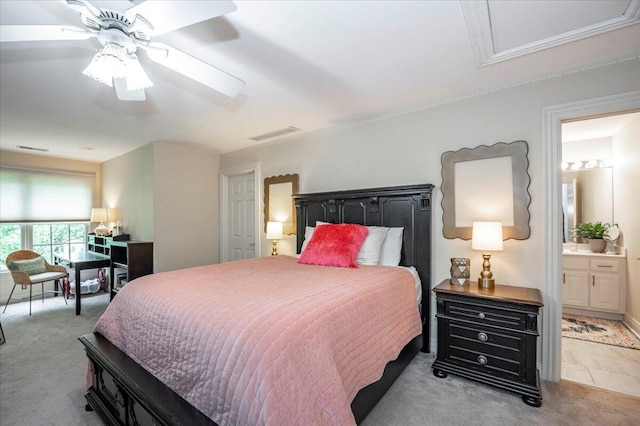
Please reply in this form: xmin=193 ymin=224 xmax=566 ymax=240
xmin=478 ymin=332 xmax=488 ymax=342
xmin=478 ymin=312 xmax=486 ymax=319
xmin=478 ymin=355 xmax=488 ymax=365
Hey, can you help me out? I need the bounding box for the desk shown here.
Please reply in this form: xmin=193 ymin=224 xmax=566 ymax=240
xmin=54 ymin=251 xmax=110 ymax=315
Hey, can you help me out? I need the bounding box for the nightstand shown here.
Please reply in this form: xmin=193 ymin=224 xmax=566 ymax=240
xmin=431 ymin=279 xmax=543 ymax=407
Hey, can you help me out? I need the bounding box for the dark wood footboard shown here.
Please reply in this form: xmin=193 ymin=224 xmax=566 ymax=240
xmin=80 ymin=332 xmax=421 ymax=425
xmin=79 ymin=333 xmax=216 ymax=425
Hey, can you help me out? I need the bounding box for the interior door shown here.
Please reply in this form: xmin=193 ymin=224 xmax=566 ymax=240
xmin=229 ymin=172 xmax=256 ymax=260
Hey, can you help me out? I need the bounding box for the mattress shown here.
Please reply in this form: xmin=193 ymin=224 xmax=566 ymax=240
xmin=93 ymin=256 xmax=422 ymax=425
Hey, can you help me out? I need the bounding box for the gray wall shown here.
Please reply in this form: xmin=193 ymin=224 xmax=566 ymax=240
xmin=613 ymin=115 xmax=640 ymax=335
xmin=153 ymin=142 xmax=220 ymax=272
xmin=101 ymin=142 xmax=219 ymax=273
xmin=102 ymin=143 xmax=154 ymax=242
xmin=220 ymin=58 xmax=640 ymax=349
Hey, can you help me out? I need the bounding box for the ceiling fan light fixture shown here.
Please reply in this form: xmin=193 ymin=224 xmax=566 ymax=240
xmin=124 ymin=54 xmax=153 ymax=90
xmin=82 ymin=42 xmax=127 ymax=87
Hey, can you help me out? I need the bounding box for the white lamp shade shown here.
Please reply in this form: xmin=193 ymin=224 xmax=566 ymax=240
xmin=107 ymin=208 xmax=120 ymax=222
xmin=266 ymin=221 xmax=283 ymax=240
xmin=90 ymin=208 xmax=108 ymax=223
xmin=471 ymin=222 xmax=504 ymax=251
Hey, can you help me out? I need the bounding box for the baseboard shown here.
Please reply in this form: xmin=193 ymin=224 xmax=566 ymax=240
xmin=623 ymin=313 xmax=640 ymax=338
xmin=563 ymin=307 xmax=623 ymax=321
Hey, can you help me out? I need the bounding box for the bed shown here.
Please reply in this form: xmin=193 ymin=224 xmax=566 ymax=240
xmin=79 ymin=183 xmax=433 ymax=425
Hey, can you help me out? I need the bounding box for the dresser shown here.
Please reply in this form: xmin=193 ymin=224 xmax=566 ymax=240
xmin=432 ymin=280 xmax=543 ymax=407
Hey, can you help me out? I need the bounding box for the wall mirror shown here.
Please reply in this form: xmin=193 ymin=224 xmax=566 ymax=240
xmin=562 ymin=167 xmax=613 ymax=242
xmin=264 ymin=174 xmax=299 ymax=235
xmin=441 ymin=140 xmax=531 ymax=240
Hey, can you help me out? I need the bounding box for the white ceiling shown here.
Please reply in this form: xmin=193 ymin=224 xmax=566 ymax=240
xmin=562 ymin=111 xmax=640 ymax=142
xmin=1 ymin=0 xmax=639 ymax=163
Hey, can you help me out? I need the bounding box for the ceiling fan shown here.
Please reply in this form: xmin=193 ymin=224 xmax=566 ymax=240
xmin=0 ymin=0 xmax=245 ymax=101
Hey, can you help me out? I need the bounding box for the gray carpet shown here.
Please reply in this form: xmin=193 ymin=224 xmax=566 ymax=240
xmin=0 ymin=292 xmax=106 ymax=426
xmin=1 ymin=293 xmax=639 ymax=426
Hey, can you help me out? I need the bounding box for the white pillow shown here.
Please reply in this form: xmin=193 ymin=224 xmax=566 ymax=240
xmin=378 ymin=227 xmax=404 ymax=266
xmin=299 ymin=226 xmax=315 ymax=253
xmin=299 ymin=222 xmax=390 ymax=266
xmin=356 ymin=226 xmax=389 ymax=265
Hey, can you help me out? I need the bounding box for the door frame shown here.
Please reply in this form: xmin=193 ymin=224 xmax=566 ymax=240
xmin=219 ymin=163 xmax=261 ymax=263
xmin=541 ymin=90 xmax=640 ymax=381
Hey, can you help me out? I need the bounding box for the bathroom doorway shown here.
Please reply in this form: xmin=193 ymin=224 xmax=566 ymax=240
xmin=559 ymin=112 xmax=640 ymax=397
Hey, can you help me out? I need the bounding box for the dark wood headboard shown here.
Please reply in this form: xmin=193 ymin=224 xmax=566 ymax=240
xmin=293 ymin=184 xmax=433 ymax=352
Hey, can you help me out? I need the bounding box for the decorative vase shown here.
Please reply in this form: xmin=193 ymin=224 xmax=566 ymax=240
xmin=588 ymin=239 xmax=606 ymax=253
xmin=450 ymin=258 xmax=471 ymax=286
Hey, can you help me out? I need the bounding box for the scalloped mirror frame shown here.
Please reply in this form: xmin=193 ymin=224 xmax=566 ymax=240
xmin=264 ymin=174 xmax=299 ymax=235
xmin=441 ymin=140 xmax=531 ymax=240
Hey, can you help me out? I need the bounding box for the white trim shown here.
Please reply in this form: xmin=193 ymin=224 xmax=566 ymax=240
xmin=219 ymin=163 xmax=261 ymax=263
xmin=462 ymin=0 xmax=640 ymax=67
xmin=541 ymin=90 xmax=640 ymax=382
xmin=624 ymin=313 xmax=640 ymax=338
xmin=563 ymin=307 xmax=624 ymax=321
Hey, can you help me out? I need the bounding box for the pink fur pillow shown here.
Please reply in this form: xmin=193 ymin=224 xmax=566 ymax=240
xmin=298 ymin=223 xmax=369 ymax=268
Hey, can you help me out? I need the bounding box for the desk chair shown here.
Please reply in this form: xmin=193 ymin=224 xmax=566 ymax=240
xmin=4 ymin=250 xmax=69 ymax=315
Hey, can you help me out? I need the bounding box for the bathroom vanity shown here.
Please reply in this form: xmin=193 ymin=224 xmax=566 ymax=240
xmin=562 ymin=247 xmax=627 ymax=318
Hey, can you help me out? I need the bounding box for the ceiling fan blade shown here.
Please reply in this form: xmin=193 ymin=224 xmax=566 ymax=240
xmin=65 ymin=0 xmax=101 ymax=18
xmin=126 ymin=0 xmax=237 ymax=36
xmin=0 ymin=25 xmax=95 ymax=42
xmin=65 ymin=0 xmax=104 ymax=29
xmin=144 ymin=42 xmax=245 ymax=97
xmin=113 ymin=78 xmax=146 ymax=102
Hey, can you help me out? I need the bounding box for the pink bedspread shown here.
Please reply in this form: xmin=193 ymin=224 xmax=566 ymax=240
xmin=93 ymin=256 xmax=421 ymax=425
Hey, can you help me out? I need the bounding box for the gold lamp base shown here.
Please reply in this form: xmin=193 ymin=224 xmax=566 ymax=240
xmin=478 ymin=278 xmax=495 ymax=289
xmin=271 ymin=240 xmax=278 ymax=256
xmin=478 ymin=253 xmax=495 ymax=289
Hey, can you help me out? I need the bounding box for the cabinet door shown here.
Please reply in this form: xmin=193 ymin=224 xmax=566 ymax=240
xmin=590 ymin=272 xmax=621 ymax=312
xmin=562 ymin=270 xmax=589 ymax=308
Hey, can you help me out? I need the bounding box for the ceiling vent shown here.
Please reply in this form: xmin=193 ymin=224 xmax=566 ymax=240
xmin=17 ymin=145 xmax=49 ymax=152
xmin=249 ymin=126 xmax=300 ymax=141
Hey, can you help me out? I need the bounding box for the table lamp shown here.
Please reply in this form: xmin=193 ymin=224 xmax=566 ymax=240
xmin=90 ymin=208 xmax=109 ymax=236
xmin=266 ymin=221 xmax=284 ymax=256
xmin=472 ymin=221 xmax=503 ymax=289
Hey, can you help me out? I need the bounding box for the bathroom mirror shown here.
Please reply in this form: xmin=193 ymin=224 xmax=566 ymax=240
xmin=264 ymin=174 xmax=299 ymax=235
xmin=562 ymin=167 xmax=613 ymax=242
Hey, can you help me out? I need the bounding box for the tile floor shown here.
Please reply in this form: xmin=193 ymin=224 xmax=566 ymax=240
xmin=561 ymin=336 xmax=640 ymax=398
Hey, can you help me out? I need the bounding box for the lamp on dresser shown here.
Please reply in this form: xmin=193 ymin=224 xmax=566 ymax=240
xmin=266 ymin=221 xmax=283 ymax=256
xmin=471 ymin=221 xmax=503 ymax=289
xmin=90 ymin=208 xmax=110 ymax=236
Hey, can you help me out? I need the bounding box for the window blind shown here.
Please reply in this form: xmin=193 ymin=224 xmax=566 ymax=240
xmin=0 ymin=167 xmax=95 ymax=222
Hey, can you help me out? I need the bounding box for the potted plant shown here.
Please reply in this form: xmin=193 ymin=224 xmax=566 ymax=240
xmin=574 ymin=221 xmax=609 ymax=253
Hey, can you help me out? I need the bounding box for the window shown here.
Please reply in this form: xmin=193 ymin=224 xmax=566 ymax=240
xmin=0 ymin=224 xmax=21 ymax=270
xmin=0 ymin=223 xmax=88 ymax=270
xmin=0 ymin=167 xmax=95 ymax=222
xmin=0 ymin=165 xmax=95 ymax=270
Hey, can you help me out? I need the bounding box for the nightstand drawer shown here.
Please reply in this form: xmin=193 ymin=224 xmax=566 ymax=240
xmin=445 ymin=301 xmax=526 ymax=331
xmin=448 ymin=322 xmax=523 ymax=360
xmin=448 ymin=345 xmax=522 ymax=379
